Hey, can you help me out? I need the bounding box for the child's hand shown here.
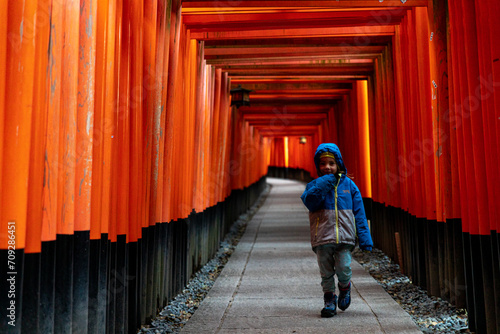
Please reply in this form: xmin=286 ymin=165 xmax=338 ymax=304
xmin=319 ymin=173 xmax=337 ymax=181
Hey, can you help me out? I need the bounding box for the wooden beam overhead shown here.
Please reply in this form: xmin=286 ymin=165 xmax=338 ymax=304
xmin=207 ymin=56 xmax=378 ymax=66
xmin=246 ymin=120 xmax=326 ymax=127
xmin=249 ymin=89 xmax=351 ymax=95
xmin=180 ymin=1 xmax=414 ymax=140
xmin=246 ymin=99 xmax=342 ymax=106
xmin=243 ymin=113 xmax=327 ymax=119
xmin=193 ymin=26 xmax=395 ymax=40
xmin=204 ymin=45 xmax=385 ymax=56
xmin=183 ymin=9 xmax=408 ymax=31
xmin=181 ymin=1 xmax=428 ymax=8
xmin=231 ymin=78 xmax=357 ymax=84
xmin=238 ymin=105 xmax=331 ymax=113
xmin=231 ymin=82 xmax=352 ymax=90
xmin=224 ymin=64 xmax=373 ymax=76
xmin=231 ymin=75 xmax=369 ymax=80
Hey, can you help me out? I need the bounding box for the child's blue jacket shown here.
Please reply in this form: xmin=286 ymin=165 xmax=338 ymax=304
xmin=301 ymin=143 xmax=373 ymax=251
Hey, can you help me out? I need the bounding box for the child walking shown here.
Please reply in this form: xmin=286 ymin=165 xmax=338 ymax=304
xmin=301 ymin=143 xmax=373 ymax=318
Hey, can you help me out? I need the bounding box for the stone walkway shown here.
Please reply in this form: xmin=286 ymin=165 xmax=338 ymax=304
xmin=181 ymin=178 xmax=422 ymax=334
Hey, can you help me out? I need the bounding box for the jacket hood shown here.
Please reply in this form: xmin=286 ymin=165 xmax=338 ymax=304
xmin=314 ymin=143 xmax=347 ymax=176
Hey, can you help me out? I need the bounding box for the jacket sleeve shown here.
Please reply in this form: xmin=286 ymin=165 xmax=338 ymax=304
xmin=300 ymin=174 xmax=337 ymax=212
xmin=351 ymin=182 xmax=373 ymax=251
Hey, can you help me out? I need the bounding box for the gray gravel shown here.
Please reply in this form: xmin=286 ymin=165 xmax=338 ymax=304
xmin=352 ymin=247 xmax=470 ymax=333
xmin=139 ymin=185 xmax=470 ymax=334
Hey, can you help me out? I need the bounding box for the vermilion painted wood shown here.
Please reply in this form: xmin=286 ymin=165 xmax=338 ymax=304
xmin=202 ymin=64 xmax=212 ymax=206
xmin=181 ymin=31 xmax=193 ymax=218
xmin=144 ymin=0 xmax=158 ymax=228
xmin=117 ymin=0 xmax=132 ymax=239
xmin=487 ymin=0 xmax=500 ymax=233
xmin=416 ymin=7 xmax=437 ymax=221
xmin=181 ymin=0 xmax=428 ymax=7
xmin=103 ymin=0 xmax=117 ymax=242
xmin=1 ymin=0 xmax=38 ymax=250
xmin=25 ymin=0 xmax=52 ymax=253
xmin=347 ymin=85 xmax=359 ymax=182
xmin=490 ymin=0 xmax=500 ymax=233
xmin=462 ymin=0 xmax=490 ymax=235
xmin=182 ymin=9 xmax=408 ymax=32
xmin=457 ymin=0 xmax=479 ymax=235
xmin=162 ymin=0 xmax=181 ymax=223
xmin=129 ymin=0 xmax=143 ymax=236
xmin=89 ymin=0 xmax=107 ymax=241
xmin=270 ymin=138 xmax=286 ymax=168
xmin=383 ymin=46 xmax=399 ymax=208
xmin=370 ymin=56 xmax=382 ymax=203
xmin=58 ymin=0 xmax=79 ymax=236
xmin=193 ymin=44 xmax=203 ymax=212
xmin=475 ymin=0 xmax=499 ymax=232
xmin=75 ymin=0 xmax=97 ymax=235
xmin=111 ymin=0 xmax=122 ymax=237
xmin=356 ymin=81 xmax=372 ymax=198
xmin=205 ymin=46 xmax=384 ymax=57
xmin=220 ymin=66 xmax=373 ymax=78
xmin=448 ymin=0 xmax=469 ymax=233
xmin=183 ymin=8 xmax=407 ymax=24
xmin=155 ymin=0 xmax=171 ymax=224
xmin=191 ymin=26 xmax=395 ymax=41
xmin=220 ymin=71 xmax=232 ymax=200
xmin=407 ymin=10 xmax=425 ymax=218
xmin=400 ymin=11 xmax=414 ymax=215
xmin=446 ymin=31 xmax=461 ymax=222
xmin=0 ymin=0 xmax=6 ymax=243
xmin=43 ymin=0 xmax=63 ymax=244
xmin=392 ymin=26 xmax=407 ymax=211
xmin=371 ymin=57 xmax=384 ymax=206
xmin=396 ymin=17 xmax=409 ymax=212
xmin=286 ymin=136 xmax=310 ymax=175
xmin=216 ymin=68 xmax=228 ymax=204
xmin=170 ymin=23 xmax=183 ymax=218
xmin=209 ymin=67 xmax=221 ymax=207
xmin=429 ymin=0 xmax=451 ymax=222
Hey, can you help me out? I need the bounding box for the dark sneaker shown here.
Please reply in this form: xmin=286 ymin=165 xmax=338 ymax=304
xmin=338 ymin=282 xmax=351 ymax=311
xmin=321 ymin=293 xmax=337 ymax=318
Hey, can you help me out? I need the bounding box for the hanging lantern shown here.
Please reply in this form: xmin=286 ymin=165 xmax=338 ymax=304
xmin=299 ymin=136 xmax=307 ymax=144
xmin=230 ymin=85 xmax=252 ymax=107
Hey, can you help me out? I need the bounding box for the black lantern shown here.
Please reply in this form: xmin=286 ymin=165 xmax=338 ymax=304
xmin=299 ymin=136 xmax=307 ymax=144
xmin=230 ymin=85 xmax=252 ymax=107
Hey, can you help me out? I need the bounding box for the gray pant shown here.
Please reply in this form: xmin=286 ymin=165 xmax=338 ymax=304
xmin=314 ymin=243 xmax=354 ymax=293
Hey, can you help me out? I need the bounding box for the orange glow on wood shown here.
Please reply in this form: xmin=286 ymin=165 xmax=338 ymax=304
xmin=357 ymin=80 xmax=371 ymax=198
xmin=181 ymin=1 xmax=428 ymax=8
xmin=1 ymin=0 xmax=38 ymax=250
xmin=75 ymin=0 xmax=97 ymax=233
xmin=24 ymin=0 xmax=52 ymax=253
xmin=58 ymin=0 xmax=80 ymax=235
xmin=0 ymin=0 xmax=6 ymax=239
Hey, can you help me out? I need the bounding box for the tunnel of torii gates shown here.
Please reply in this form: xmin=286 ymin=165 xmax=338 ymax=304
xmin=0 ymin=0 xmax=499 ymax=333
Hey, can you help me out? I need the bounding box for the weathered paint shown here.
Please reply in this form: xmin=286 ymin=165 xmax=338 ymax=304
xmin=1 ymin=0 xmax=38 ymax=250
